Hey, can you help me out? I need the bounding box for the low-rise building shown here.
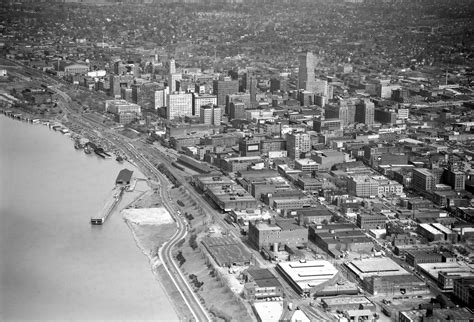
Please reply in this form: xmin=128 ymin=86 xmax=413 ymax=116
xmin=243 ymin=268 xmax=283 ymax=300
xmin=276 ymin=260 xmax=339 ymax=296
xmin=356 ymin=213 xmax=386 ymax=230
xmin=248 ymin=219 xmax=308 ymax=250
xmin=405 ymin=250 xmax=442 ymax=267
xmin=206 ymin=184 xmax=258 ymax=212
xmin=320 ymin=296 xmax=375 ymax=312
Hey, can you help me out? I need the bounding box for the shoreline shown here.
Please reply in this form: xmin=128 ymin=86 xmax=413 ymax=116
xmin=1 ymin=113 xmax=185 ymax=321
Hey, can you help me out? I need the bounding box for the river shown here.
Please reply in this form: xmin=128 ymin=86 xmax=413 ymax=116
xmin=0 ymin=116 xmax=178 ymax=321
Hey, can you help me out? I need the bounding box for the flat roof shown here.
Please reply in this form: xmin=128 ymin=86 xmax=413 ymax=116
xmin=321 ymin=296 xmax=372 ymax=306
xmin=277 ymin=260 xmax=338 ymax=291
xmin=417 ymin=262 xmax=474 ymax=280
xmin=252 ymin=302 xmax=283 ymax=322
xmin=346 ymin=258 xmax=408 ymax=279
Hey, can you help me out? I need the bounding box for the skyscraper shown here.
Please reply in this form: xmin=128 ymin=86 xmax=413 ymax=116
xmin=298 ymin=52 xmax=317 ymax=92
xmin=287 ymin=132 xmax=311 ymax=160
xmin=355 ymin=99 xmax=375 ymax=126
xmin=213 ymin=76 xmax=239 ymax=107
xmin=169 ymin=58 xmax=176 ymax=75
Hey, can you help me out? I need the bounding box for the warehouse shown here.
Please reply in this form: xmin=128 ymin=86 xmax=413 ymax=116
xmin=276 ymin=260 xmax=339 ymax=296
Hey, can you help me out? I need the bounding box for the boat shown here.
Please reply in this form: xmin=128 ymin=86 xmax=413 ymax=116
xmin=116 ymin=155 xmax=124 ymax=162
xmin=103 ymin=151 xmax=113 ymax=159
xmin=74 ymin=140 xmax=83 ymax=149
xmin=84 ymin=146 xmax=92 ymax=154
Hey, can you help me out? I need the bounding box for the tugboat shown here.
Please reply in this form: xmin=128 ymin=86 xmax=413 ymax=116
xmin=74 ymin=140 xmax=82 ymax=149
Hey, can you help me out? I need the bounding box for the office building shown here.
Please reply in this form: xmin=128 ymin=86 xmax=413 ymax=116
xmin=453 ymin=277 xmax=474 ymax=308
xmin=213 ymin=76 xmax=239 ymax=107
xmin=226 ymin=92 xmax=251 ymax=114
xmin=193 ymin=94 xmax=217 ymax=116
xmin=287 ymin=132 xmax=311 ymax=160
xmin=167 ymin=92 xmax=193 ymax=119
xmin=229 ymin=101 xmax=246 ymax=120
xmin=199 ymin=105 xmax=221 ymax=126
xmin=154 ymin=87 xmax=169 ymax=109
xmin=109 ymin=74 xmax=134 ymax=98
xmin=355 ymin=99 xmax=375 ymax=126
xmin=168 ymin=73 xmax=182 ymax=93
xmin=298 ymin=52 xmax=317 ymax=92
xmin=412 ymin=168 xmax=443 ymax=192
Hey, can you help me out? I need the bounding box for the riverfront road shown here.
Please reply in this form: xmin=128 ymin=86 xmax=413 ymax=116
xmin=127 ymin=144 xmax=212 ymax=322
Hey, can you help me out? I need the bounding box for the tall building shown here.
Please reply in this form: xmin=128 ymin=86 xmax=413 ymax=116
xmin=226 ymin=92 xmax=251 ymax=114
xmin=199 ymin=105 xmax=221 ymax=126
xmin=270 ymin=77 xmax=288 ymax=93
xmin=243 ymin=72 xmax=258 ymax=108
xmin=229 ymin=102 xmax=246 ymax=120
xmin=412 ymin=168 xmax=443 ymax=192
xmin=169 ymin=58 xmax=176 ymax=75
xmin=355 ymin=99 xmax=375 ymax=126
xmin=287 ymin=132 xmax=311 ymax=160
xmin=109 ymin=74 xmax=134 ymax=98
xmin=154 ymin=87 xmax=169 ymax=109
xmin=168 ymin=73 xmax=182 ymax=93
xmin=298 ymin=52 xmax=317 ymax=92
xmin=193 ymin=94 xmax=217 ymax=116
xmin=213 ymin=76 xmax=239 ymax=107
xmin=314 ymin=79 xmax=329 ymax=97
xmin=167 ymin=92 xmax=193 ymax=120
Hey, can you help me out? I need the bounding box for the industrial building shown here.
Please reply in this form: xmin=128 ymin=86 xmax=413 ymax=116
xmin=206 ymin=184 xmax=258 ymax=212
xmin=405 ymin=250 xmax=442 ymax=267
xmin=320 ymin=296 xmax=375 ymax=312
xmin=356 ymin=213 xmax=387 ymax=230
xmin=309 ymin=225 xmax=373 ymax=258
xmin=417 ymin=262 xmax=474 ymax=282
xmin=248 ymin=219 xmax=308 ymax=250
xmin=243 ymin=268 xmax=283 ymax=300
xmin=276 ymin=260 xmax=339 ymax=296
xmin=417 ymin=223 xmax=445 ymax=242
xmin=345 ymin=257 xmax=409 ymax=280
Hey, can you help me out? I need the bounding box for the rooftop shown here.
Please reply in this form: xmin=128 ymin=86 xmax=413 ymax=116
xmin=345 ymin=257 xmax=409 ymax=279
xmin=277 ymin=260 xmax=339 ymax=291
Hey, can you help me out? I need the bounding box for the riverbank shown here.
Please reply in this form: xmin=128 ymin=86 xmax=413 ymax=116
xmin=0 ymin=116 xmax=178 ymax=320
xmin=121 ymin=188 xmax=193 ymax=321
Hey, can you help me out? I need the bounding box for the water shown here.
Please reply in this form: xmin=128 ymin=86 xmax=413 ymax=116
xmin=0 ymin=116 xmax=178 ymax=321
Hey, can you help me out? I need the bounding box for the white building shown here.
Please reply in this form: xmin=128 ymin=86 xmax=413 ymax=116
xmin=154 ymin=87 xmax=169 ymax=109
xmin=193 ymin=94 xmax=217 ymax=116
xmin=199 ymin=105 xmax=221 ymax=126
xmin=167 ymin=92 xmax=192 ymax=119
xmin=105 ymin=99 xmax=141 ymax=115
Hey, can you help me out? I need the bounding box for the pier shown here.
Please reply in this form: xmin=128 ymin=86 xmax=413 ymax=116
xmin=90 ymin=185 xmax=125 ymax=225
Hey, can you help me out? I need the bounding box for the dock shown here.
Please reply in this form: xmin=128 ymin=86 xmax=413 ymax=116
xmin=91 ymin=185 xmax=125 ymax=225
